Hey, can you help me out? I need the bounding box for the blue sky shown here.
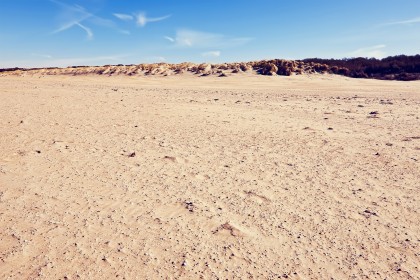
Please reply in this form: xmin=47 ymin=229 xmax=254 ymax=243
xmin=0 ymin=0 xmax=419 ymax=67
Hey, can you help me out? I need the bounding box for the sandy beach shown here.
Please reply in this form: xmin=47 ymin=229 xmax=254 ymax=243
xmin=0 ymin=74 xmax=419 ymax=279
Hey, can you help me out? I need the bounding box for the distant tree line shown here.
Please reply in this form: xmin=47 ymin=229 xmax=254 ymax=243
xmin=302 ymin=55 xmax=420 ymax=81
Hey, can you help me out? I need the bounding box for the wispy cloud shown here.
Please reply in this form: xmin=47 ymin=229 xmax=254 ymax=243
xmin=165 ymin=29 xmax=252 ymax=49
xmin=168 ymin=29 xmax=253 ymax=49
xmin=113 ymin=13 xmax=134 ymax=21
xmin=52 ymin=21 xmax=80 ymax=34
xmin=50 ymin=0 xmax=92 ymax=35
xmin=113 ymin=11 xmax=171 ymax=27
xmin=349 ymin=44 xmax=386 ymax=58
xmin=52 ymin=20 xmax=93 ymax=40
xmin=202 ymin=51 xmax=221 ymax=57
xmin=164 ymin=36 xmax=175 ymax=42
xmin=136 ymin=13 xmax=171 ymax=27
xmin=75 ymin=22 xmax=93 ymax=40
xmin=383 ymin=17 xmax=420 ymax=26
xmin=51 ymin=0 xmax=128 ymax=39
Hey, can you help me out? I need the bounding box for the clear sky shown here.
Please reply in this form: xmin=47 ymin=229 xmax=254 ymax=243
xmin=1 ymin=0 xmax=419 ymax=67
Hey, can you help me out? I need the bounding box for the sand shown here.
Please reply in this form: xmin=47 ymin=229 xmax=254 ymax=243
xmin=0 ymin=74 xmax=419 ymax=279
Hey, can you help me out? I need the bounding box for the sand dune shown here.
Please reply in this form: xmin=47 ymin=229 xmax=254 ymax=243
xmin=0 ymin=59 xmax=346 ymax=78
xmin=3 ymin=56 xmax=420 ymax=81
xmin=0 ymin=74 xmax=419 ymax=279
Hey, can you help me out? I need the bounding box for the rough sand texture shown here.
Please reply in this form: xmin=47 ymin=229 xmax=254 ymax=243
xmin=0 ymin=74 xmax=419 ymax=279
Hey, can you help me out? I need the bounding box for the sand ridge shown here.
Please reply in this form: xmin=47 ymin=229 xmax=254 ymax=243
xmin=0 ymin=75 xmax=419 ymax=279
xmin=0 ymin=59 xmax=349 ymax=78
xmin=3 ymin=56 xmax=419 ymax=81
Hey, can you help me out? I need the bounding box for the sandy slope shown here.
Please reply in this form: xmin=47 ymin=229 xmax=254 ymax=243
xmin=0 ymin=74 xmax=419 ymax=279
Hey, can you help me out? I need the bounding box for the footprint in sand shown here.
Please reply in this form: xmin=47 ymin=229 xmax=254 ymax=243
xmin=243 ymin=190 xmax=271 ymax=204
xmin=163 ymin=156 xmax=188 ymax=164
xmin=212 ymin=222 xmax=247 ymax=237
xmin=188 ymin=173 xmax=210 ymax=180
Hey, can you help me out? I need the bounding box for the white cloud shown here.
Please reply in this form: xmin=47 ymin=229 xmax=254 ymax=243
xmin=52 ymin=21 xmax=93 ymax=40
xmin=50 ymin=0 xmax=126 ymax=39
xmin=52 ymin=21 xmax=85 ymax=35
xmin=75 ymin=22 xmax=93 ymax=40
xmin=32 ymin=53 xmax=53 ymax=59
xmin=168 ymin=29 xmax=252 ymax=49
xmin=113 ymin=13 xmax=134 ymax=21
xmin=164 ymin=36 xmax=175 ymax=42
xmin=135 ymin=12 xmax=171 ymax=27
xmin=202 ymin=51 xmax=221 ymax=57
xmin=174 ymin=30 xmax=219 ymax=47
xmin=113 ymin=11 xmax=170 ymax=27
xmin=350 ymin=44 xmax=386 ymax=58
xmin=50 ymin=0 xmax=92 ymax=33
xmin=384 ymin=17 xmax=420 ymax=26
